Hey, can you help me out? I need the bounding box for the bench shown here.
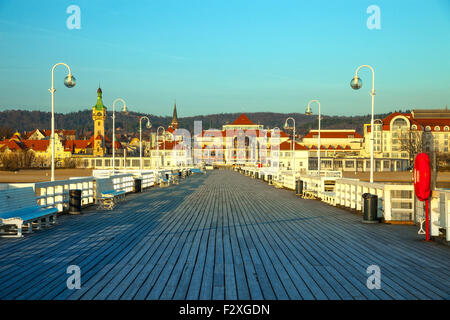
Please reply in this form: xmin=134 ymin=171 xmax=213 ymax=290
xmin=171 ymin=172 xmax=180 ymax=185
xmin=95 ymin=178 xmax=126 ymax=210
xmin=159 ymin=173 xmax=171 ymax=187
xmin=0 ymin=187 xmax=58 ymax=237
xmin=302 ymin=189 xmax=318 ymax=199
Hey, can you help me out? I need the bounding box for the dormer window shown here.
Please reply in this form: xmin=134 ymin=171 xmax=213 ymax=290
xmin=425 ymin=126 xmax=431 ymax=132
xmin=445 ymin=126 xmax=449 ymax=132
xmin=434 ymin=126 xmax=440 ymax=131
xmin=411 ymin=125 xmax=417 ymax=130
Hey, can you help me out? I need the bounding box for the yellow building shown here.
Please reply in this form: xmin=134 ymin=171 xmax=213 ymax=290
xmin=92 ymin=87 xmax=107 ymax=157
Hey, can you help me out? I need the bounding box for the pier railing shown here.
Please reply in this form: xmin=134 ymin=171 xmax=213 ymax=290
xmin=34 ymin=177 xmax=95 ymax=213
xmin=237 ymin=166 xmax=424 ymax=226
xmin=92 ymin=171 xmax=135 ymax=193
xmin=417 ymin=188 xmax=450 ymax=241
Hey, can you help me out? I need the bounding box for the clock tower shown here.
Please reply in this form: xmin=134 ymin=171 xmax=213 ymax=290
xmin=92 ymin=87 xmax=107 ymax=157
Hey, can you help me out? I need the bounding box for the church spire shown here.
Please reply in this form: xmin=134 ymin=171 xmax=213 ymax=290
xmin=94 ymin=87 xmax=106 ymax=111
xmin=170 ymin=100 xmax=178 ymax=129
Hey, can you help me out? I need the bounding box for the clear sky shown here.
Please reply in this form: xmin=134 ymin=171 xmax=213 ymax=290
xmin=0 ymin=0 xmax=449 ymax=117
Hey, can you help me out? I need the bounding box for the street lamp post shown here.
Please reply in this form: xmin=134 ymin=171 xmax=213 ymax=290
xmin=284 ymin=117 xmax=296 ymax=173
xmin=112 ymin=98 xmax=127 ymax=174
xmin=156 ymin=126 xmax=165 ymax=170
xmin=305 ymin=100 xmax=321 ymax=176
xmin=350 ymin=65 xmax=375 ymax=183
xmin=49 ymin=63 xmax=76 ymax=181
xmin=139 ymin=116 xmax=152 ymax=170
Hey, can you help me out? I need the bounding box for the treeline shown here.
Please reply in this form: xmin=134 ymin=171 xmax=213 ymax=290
xmin=0 ymin=109 xmax=400 ymax=138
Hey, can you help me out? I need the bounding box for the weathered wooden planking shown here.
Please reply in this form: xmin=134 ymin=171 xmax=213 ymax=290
xmin=0 ymin=170 xmax=449 ymax=300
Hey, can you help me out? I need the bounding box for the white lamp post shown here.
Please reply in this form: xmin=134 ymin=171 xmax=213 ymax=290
xmin=49 ymin=63 xmax=76 ymax=181
xmin=156 ymin=126 xmax=165 ymax=170
xmin=111 ymin=98 xmax=127 ymax=174
xmin=350 ymin=65 xmax=375 ymax=183
xmin=305 ymin=100 xmax=321 ymax=176
xmin=284 ymin=117 xmax=296 ymax=173
xmin=139 ymin=116 xmax=152 ymax=170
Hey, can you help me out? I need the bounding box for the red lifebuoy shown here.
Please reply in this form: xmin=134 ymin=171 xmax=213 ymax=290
xmin=413 ymin=153 xmax=431 ymax=201
xmin=413 ymin=153 xmax=431 ymax=241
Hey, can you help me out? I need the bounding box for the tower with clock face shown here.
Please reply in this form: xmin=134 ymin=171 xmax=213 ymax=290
xmin=92 ymin=87 xmax=107 ymax=157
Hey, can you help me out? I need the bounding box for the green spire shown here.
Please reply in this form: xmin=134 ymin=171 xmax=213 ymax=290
xmin=94 ymin=87 xmax=106 ymax=111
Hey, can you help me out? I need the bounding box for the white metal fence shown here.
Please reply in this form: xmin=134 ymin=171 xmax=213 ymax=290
xmin=237 ymin=166 xmax=421 ymax=225
xmin=31 ymin=177 xmax=95 ymax=213
xmin=416 ymin=188 xmax=450 ymax=241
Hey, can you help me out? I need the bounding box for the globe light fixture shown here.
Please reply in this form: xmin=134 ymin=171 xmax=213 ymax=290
xmin=305 ymin=105 xmax=312 ymax=116
xmin=64 ymin=74 xmax=77 ymax=88
xmin=350 ymin=76 xmax=362 ymax=90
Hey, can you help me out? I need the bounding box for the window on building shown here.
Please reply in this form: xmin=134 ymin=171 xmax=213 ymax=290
xmin=435 ymin=126 xmax=440 ymax=131
xmin=345 ymin=161 xmax=354 ymax=168
xmin=392 ymin=118 xmax=408 ymax=130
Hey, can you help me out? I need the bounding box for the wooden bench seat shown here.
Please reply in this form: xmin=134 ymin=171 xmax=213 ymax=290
xmin=159 ymin=174 xmax=171 ymax=187
xmin=302 ymin=189 xmax=318 ymax=199
xmin=95 ymin=178 xmax=126 ymax=210
xmin=170 ymin=173 xmax=180 ymax=185
xmin=0 ymin=187 xmax=58 ymax=237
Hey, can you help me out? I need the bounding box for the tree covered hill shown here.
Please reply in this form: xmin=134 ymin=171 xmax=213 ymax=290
xmin=0 ymin=109 xmax=396 ymax=139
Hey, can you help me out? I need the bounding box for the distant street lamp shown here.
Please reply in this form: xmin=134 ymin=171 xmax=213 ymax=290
xmin=156 ymin=126 xmax=165 ymax=170
xmin=139 ymin=116 xmax=152 ymax=170
xmin=350 ymin=65 xmax=375 ymax=183
xmin=305 ymin=100 xmax=321 ymax=176
xmin=49 ymin=63 xmax=76 ymax=181
xmin=112 ymin=98 xmax=127 ymax=174
xmin=284 ymin=117 xmax=296 ymax=172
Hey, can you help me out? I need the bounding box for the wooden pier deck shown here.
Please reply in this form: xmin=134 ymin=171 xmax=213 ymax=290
xmin=0 ymin=170 xmax=449 ymax=300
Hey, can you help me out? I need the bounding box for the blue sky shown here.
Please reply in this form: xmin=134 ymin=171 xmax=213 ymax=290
xmin=0 ymin=0 xmax=449 ymax=117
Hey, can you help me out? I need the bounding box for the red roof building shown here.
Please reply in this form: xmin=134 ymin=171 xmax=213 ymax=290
xmin=363 ymin=109 xmax=450 ymax=159
xmin=302 ymin=129 xmax=363 ymax=152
